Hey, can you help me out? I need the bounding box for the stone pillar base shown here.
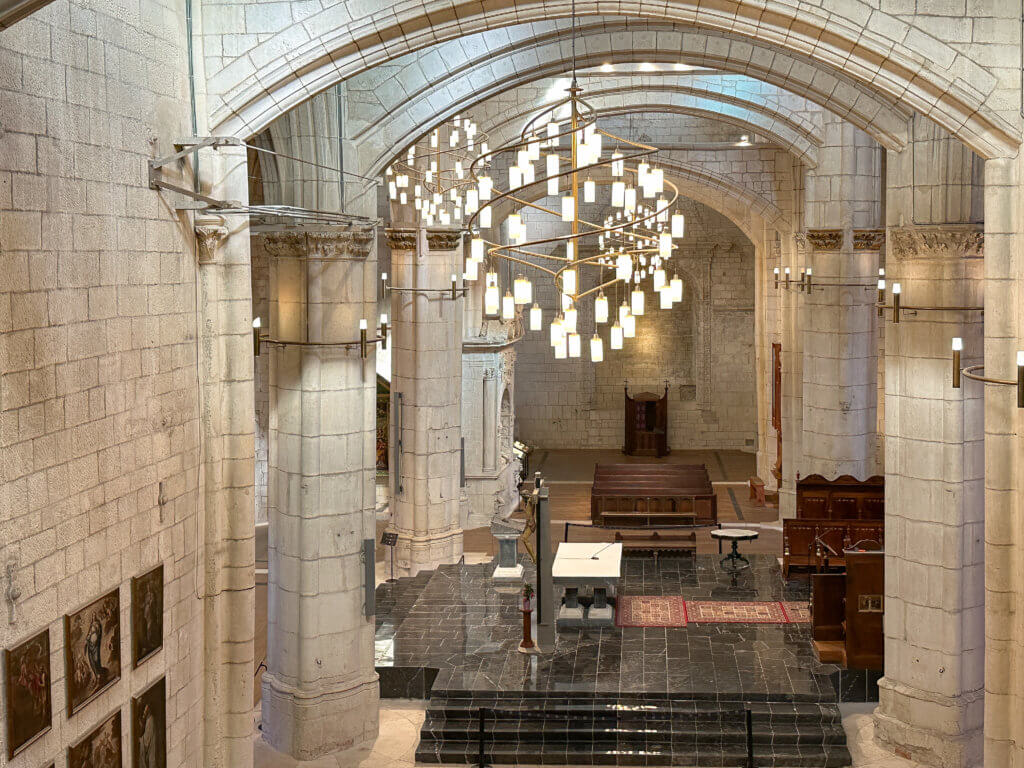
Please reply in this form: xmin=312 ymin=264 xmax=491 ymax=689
xmin=873 ymin=677 xmax=983 ymax=768
xmin=397 ymin=529 xmax=464 ymax=576
xmin=260 ymin=674 xmax=379 ymax=761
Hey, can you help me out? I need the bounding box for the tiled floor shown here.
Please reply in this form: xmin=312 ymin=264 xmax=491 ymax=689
xmin=374 ymin=555 xmax=835 ymax=702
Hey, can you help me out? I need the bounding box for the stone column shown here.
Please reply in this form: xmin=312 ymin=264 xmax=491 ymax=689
xmin=387 ymin=227 xmax=464 ymax=575
xmin=260 ymin=228 xmax=379 ymax=759
xmin=981 ymin=154 xmax=1024 ymax=768
xmin=482 ymin=369 xmax=497 ymax=472
xmin=872 ymin=226 xmax=984 ymax=768
xmin=195 ymin=143 xmax=256 ymax=768
xmin=778 ymin=231 xmax=805 ymax=518
xmin=801 ymin=227 xmax=882 ymax=480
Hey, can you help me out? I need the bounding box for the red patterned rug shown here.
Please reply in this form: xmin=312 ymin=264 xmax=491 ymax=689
xmin=616 ymin=596 xmax=688 ymax=627
xmin=686 ymin=600 xmax=789 ymax=623
xmin=780 ymin=601 xmax=812 ymax=623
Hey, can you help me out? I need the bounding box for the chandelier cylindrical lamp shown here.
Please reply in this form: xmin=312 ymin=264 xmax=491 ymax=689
xmin=386 ymin=81 xmax=687 ymax=361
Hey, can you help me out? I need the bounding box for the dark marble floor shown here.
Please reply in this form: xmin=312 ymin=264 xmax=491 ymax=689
xmin=375 ymin=554 xmax=839 ymax=703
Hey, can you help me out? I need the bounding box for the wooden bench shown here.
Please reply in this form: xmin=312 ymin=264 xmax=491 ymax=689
xmin=591 ymin=463 xmax=717 ymax=526
xmin=782 ymin=518 xmax=884 ymax=578
xmin=614 ymin=530 xmax=697 ymax=559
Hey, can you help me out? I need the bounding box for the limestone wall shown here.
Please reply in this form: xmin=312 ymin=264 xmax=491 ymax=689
xmin=514 ymin=197 xmax=756 ymax=451
xmin=0 ymin=1 xmax=203 ymax=766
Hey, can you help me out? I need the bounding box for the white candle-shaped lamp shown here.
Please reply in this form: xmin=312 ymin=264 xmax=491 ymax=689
xmin=590 ymin=334 xmax=604 ymax=362
xmin=530 ymin=303 xmax=542 ymax=331
xmin=951 ymin=337 xmax=962 ymax=388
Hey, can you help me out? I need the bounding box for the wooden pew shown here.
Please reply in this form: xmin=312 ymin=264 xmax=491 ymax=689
xmin=796 ymin=474 xmax=884 ymax=520
xmin=614 ymin=530 xmax=697 ymax=559
xmin=782 ymin=518 xmax=884 ymax=578
xmin=590 ymin=463 xmax=717 ymax=526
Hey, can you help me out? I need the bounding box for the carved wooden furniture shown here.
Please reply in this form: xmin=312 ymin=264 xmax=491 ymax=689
xmin=782 ymin=518 xmax=884 ymax=578
xmin=623 ymin=386 xmax=669 ymax=457
xmin=749 ymin=476 xmax=766 ymax=506
xmin=811 ymin=546 xmax=884 ymax=670
xmin=711 ymin=528 xmax=759 ymax=574
xmin=614 ymin=530 xmax=697 ymax=559
xmin=590 ymin=463 xmax=717 ymax=527
xmin=796 ymin=474 xmax=884 ymax=520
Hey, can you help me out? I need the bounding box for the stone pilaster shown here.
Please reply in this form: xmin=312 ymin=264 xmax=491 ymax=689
xmin=388 ymin=226 xmax=464 ymax=575
xmin=260 ymin=227 xmax=379 ymax=759
xmin=195 ymin=144 xmax=256 ymax=768
xmin=801 ymin=227 xmax=881 ymax=480
xmin=981 ymin=154 xmax=1024 ymax=768
xmin=778 ymin=231 xmax=805 ymax=518
xmin=873 ymin=225 xmax=985 ymax=768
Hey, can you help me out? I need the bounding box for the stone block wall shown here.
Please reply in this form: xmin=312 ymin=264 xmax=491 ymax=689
xmin=0 ymin=0 xmax=203 ymax=766
xmin=514 ymin=198 xmax=756 ymax=451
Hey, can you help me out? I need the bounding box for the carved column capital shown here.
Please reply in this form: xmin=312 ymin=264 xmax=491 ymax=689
xmin=385 ymin=227 xmax=418 ymax=250
xmin=195 ymin=219 xmax=228 ymax=263
xmin=805 ymin=229 xmax=844 ymax=251
xmin=852 ymin=229 xmax=886 ymax=251
xmin=425 ymin=228 xmax=464 ymax=251
xmin=887 ymin=225 xmax=984 ymax=260
xmin=255 ymin=227 xmax=374 ymax=260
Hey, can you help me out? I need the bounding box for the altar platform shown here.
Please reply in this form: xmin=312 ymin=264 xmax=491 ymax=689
xmin=375 ymin=554 xmax=857 ymax=766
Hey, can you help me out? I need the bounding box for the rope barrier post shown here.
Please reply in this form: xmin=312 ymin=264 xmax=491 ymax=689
xmin=745 ymin=707 xmax=754 ymax=768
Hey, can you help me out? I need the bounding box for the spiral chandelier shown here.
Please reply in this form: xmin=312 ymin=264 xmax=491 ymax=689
xmin=385 ymin=10 xmax=687 ymax=362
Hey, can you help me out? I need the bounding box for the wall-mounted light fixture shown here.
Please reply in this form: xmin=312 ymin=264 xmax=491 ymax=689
xmin=784 ymin=267 xmax=791 ymax=289
xmin=380 ymin=314 xmax=388 ymax=350
xmin=891 ymin=282 xmax=901 ymax=323
xmin=955 ymin=347 xmax=1024 ymax=408
xmin=803 ymin=267 xmax=812 ymax=294
xmin=877 ymin=273 xmax=886 ymax=317
xmin=773 ymin=267 xmax=780 ymax=289
xmin=253 ymin=316 xmax=262 ymax=357
xmin=951 ymin=337 xmax=962 ymax=388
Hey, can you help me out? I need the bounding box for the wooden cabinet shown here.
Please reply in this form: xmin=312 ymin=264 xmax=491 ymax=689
xmin=623 ymin=385 xmax=669 ymax=457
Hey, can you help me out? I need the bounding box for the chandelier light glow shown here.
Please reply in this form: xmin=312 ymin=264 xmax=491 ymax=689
xmin=385 ymin=21 xmax=688 ymax=361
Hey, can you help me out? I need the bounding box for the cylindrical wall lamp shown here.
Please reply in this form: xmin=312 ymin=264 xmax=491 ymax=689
xmin=773 ymin=267 xmax=780 ymax=289
xmin=784 ymin=267 xmax=791 ymax=289
xmin=253 ymin=317 xmax=262 ymax=357
xmin=803 ymin=267 xmax=813 ymax=294
xmin=359 ymin=319 xmax=369 ymax=359
xmin=1017 ymin=351 xmax=1024 ymax=408
xmin=877 ymin=276 xmax=886 ymax=317
xmin=951 ymin=337 xmax=962 ymax=388
xmin=380 ymin=314 xmax=389 ymax=351
xmin=381 ymin=272 xmax=389 ymax=298
xmin=891 ymin=282 xmax=901 ymax=323
xmin=451 ymin=274 xmax=458 ymax=301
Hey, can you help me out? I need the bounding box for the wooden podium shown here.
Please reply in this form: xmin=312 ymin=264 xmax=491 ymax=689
xmin=623 ymin=385 xmax=669 ymax=457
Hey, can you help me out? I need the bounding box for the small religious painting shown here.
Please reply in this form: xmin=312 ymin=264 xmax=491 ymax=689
xmin=132 ymin=677 xmax=165 ymax=768
xmin=64 ymin=589 xmax=121 ymax=716
xmin=3 ymin=628 xmax=52 ymax=759
xmin=131 ymin=565 xmax=163 ymax=668
xmin=67 ymin=709 xmax=121 ymax=768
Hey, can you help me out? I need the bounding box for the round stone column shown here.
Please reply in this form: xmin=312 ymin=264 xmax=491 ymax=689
xmin=801 ymin=227 xmax=882 ymax=480
xmin=779 ymin=231 xmax=807 ymax=518
xmin=387 ymin=227 xmax=464 ymax=575
xmin=871 ymin=225 xmax=985 ymax=768
xmin=260 ymin=228 xmax=379 ymax=760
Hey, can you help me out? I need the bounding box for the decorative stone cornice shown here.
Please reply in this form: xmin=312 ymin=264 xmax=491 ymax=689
xmin=385 ymin=227 xmax=418 ymax=251
xmin=425 ymin=228 xmax=463 ymax=251
xmin=888 ymin=225 xmax=984 ymax=261
xmin=852 ymin=229 xmax=885 ymax=252
xmin=195 ymin=221 xmax=228 ymax=263
xmin=255 ymin=227 xmax=375 ymax=260
xmin=805 ymin=229 xmax=843 ymax=251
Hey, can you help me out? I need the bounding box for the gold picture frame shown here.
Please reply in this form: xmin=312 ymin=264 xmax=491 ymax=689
xmin=3 ymin=628 xmax=52 ymax=759
xmin=131 ymin=565 xmax=163 ymax=668
xmin=67 ymin=708 xmax=121 ymax=768
xmin=63 ymin=588 xmax=121 ymax=717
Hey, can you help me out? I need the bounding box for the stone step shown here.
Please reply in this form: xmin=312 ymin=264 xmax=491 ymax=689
xmin=415 ymin=741 xmax=852 ymax=766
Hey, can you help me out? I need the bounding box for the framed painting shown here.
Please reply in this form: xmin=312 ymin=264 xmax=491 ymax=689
xmin=3 ymin=628 xmax=52 ymax=759
xmin=64 ymin=588 xmax=121 ymax=717
xmin=67 ymin=708 xmax=121 ymax=768
xmin=131 ymin=565 xmax=163 ymax=668
xmin=131 ymin=677 xmax=165 ymax=768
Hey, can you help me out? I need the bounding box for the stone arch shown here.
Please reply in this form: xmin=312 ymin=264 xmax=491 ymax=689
xmin=203 ymin=3 xmax=1018 ymax=158
xmin=361 ymin=85 xmax=821 ymax=177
